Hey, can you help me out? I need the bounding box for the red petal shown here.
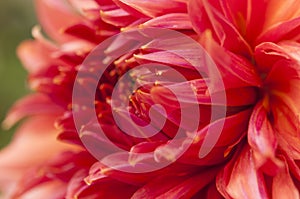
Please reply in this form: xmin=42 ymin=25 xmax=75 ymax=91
xmin=151 ymin=80 xmax=258 ymax=107
xmin=154 ymin=109 xmax=251 ymax=165
xmin=188 ymin=0 xmax=252 ymax=55
xmin=63 ymin=24 xmax=105 ymax=43
xmin=132 ymin=167 xmax=219 ymax=199
xmin=87 ymin=153 xmax=160 ymax=185
xmin=199 ymin=31 xmax=261 ymax=89
xmin=76 ymin=175 xmax=137 ymax=199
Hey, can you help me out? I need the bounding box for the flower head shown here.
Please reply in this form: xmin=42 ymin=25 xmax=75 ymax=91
xmin=1 ymin=0 xmax=300 ymax=198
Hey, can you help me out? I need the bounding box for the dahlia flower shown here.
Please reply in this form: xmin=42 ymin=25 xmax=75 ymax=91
xmin=1 ymin=0 xmax=300 ymax=198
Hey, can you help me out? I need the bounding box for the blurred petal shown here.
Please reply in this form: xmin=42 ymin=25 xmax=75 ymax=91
xmin=2 ymin=94 xmax=63 ymax=129
xmin=17 ymin=39 xmax=57 ymax=74
xmin=20 ymin=181 xmax=66 ymax=199
xmin=35 ymin=0 xmax=83 ymax=42
xmin=0 ymin=116 xmax=75 ymax=196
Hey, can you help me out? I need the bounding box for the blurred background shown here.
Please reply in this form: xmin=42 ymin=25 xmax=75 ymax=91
xmin=0 ymin=0 xmax=37 ymax=148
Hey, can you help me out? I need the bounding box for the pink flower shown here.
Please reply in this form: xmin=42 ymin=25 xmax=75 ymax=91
xmin=1 ymin=0 xmax=300 ymax=198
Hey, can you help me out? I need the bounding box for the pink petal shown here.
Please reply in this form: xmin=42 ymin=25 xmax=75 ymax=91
xmin=141 ymin=13 xmax=193 ymax=29
xmin=248 ymin=101 xmax=277 ymax=160
xmin=2 ymin=94 xmax=63 ymax=129
xmin=17 ymin=39 xmax=57 ymax=74
xmin=0 ymin=116 xmax=75 ymax=195
xmin=113 ymin=0 xmax=187 ymax=18
xmin=67 ymin=0 xmax=100 ymax=16
xmin=100 ymin=8 xmax=138 ymax=27
xmin=20 ymin=181 xmax=66 ymax=199
xmin=35 ymin=0 xmax=83 ymax=43
xmin=134 ymin=51 xmax=202 ymax=71
xmin=218 ymin=145 xmax=269 ymax=199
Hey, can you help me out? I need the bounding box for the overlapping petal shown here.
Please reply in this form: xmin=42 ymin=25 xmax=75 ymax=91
xmin=2 ymin=0 xmax=300 ymax=198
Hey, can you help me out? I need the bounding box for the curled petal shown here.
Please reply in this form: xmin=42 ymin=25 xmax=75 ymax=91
xmin=255 ymin=42 xmax=291 ymax=73
xmin=248 ymin=101 xmax=277 ymax=161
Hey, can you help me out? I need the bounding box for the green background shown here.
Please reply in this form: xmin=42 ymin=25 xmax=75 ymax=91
xmin=0 ymin=0 xmax=36 ymax=148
